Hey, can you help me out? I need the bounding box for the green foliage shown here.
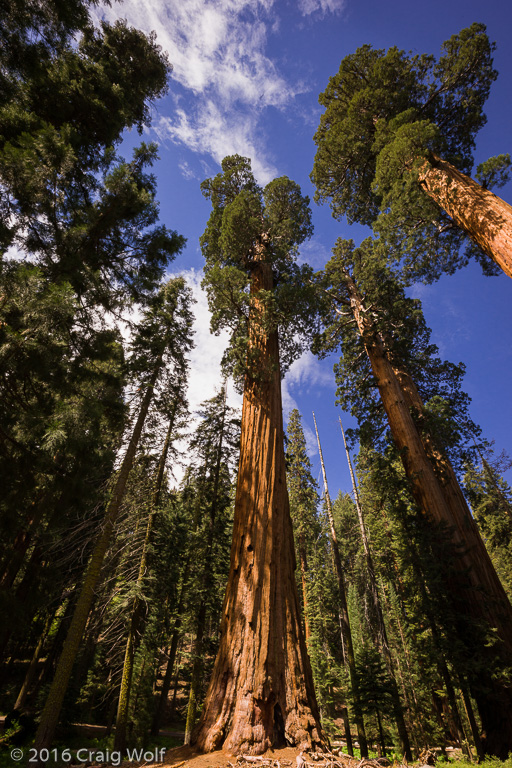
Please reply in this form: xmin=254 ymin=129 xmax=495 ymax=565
xmin=312 ymin=23 xmax=504 ymax=280
xmin=464 ymin=455 xmax=512 ymax=601
xmin=286 ymin=409 xmax=321 ymax=544
xmin=315 ymin=237 xmax=479 ymax=472
xmin=0 ymin=0 xmax=194 ymax=747
xmin=476 ymin=154 xmax=512 ymax=190
xmin=200 ymin=154 xmax=320 ymax=381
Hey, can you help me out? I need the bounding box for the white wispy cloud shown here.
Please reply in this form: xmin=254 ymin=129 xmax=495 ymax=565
xmin=282 ymin=351 xmax=333 ymax=456
xmin=297 ymin=238 xmax=333 ymax=269
xmin=156 ymin=100 xmax=277 ymax=184
xmin=177 ymin=268 xmax=242 ymax=414
xmin=298 ymin=0 xmax=346 ymax=16
xmin=95 ymin=0 xmax=306 ymax=183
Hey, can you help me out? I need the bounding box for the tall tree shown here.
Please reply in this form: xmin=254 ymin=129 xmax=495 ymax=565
xmin=193 ymin=155 xmax=324 ymax=755
xmin=0 ymin=0 xmax=183 ymax=652
xmin=313 ymin=412 xmax=368 ymax=757
xmin=285 ymin=409 xmax=320 ymax=645
xmin=114 ymin=386 xmax=188 ymax=753
xmin=315 ymin=237 xmax=512 ymax=756
xmin=312 ymin=23 xmax=512 ymax=281
xmin=33 ymin=277 xmax=194 ymax=752
xmin=464 ymin=454 xmax=512 ymax=602
xmin=339 ymin=419 xmax=412 ymax=760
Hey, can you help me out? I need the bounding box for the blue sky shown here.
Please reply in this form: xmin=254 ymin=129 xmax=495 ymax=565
xmin=97 ymin=0 xmax=512 ymax=496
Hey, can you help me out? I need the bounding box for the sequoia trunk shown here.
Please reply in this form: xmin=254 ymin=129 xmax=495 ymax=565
xmin=193 ymin=261 xmax=324 ymax=755
xmin=346 ymin=277 xmax=512 ymax=756
xmin=417 ymin=155 xmax=512 ymax=279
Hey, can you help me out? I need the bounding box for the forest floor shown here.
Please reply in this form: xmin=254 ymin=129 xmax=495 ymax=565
xmin=143 ymin=744 xmax=398 ymax=768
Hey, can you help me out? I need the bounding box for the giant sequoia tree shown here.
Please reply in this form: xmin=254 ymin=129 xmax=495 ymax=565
xmin=316 ymin=238 xmax=512 ymax=756
xmin=193 ymin=155 xmax=324 ymax=755
xmin=312 ymin=23 xmax=512 ymax=281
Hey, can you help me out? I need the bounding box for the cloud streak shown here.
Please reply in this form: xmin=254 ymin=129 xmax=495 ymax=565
xmin=94 ymin=0 xmax=347 ymax=183
xmin=299 ymin=0 xmax=346 ymax=16
xmin=96 ymin=0 xmax=303 ymax=182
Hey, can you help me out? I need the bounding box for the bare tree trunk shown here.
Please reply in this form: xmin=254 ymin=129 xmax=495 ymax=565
xmin=313 ymin=413 xmax=368 ymax=757
xmin=33 ymin=360 xmax=162 ymax=755
xmin=339 ymin=418 xmax=412 ymax=760
xmin=417 ymin=154 xmax=512 ymax=279
xmin=459 ymin=683 xmax=485 ymax=762
xmin=193 ymin=261 xmax=324 ymax=755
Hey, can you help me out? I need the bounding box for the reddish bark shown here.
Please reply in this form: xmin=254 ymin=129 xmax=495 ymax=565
xmin=193 ymin=261 xmax=324 ymax=755
xmin=418 ymin=155 xmax=512 ymax=279
xmin=346 ymin=275 xmax=512 ymax=756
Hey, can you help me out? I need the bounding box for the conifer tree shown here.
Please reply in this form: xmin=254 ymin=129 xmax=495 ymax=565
xmin=313 ymin=413 xmax=368 ymax=756
xmin=339 ymin=419 xmax=411 ymax=759
xmin=285 ymin=409 xmax=320 ymax=644
xmin=312 ymin=23 xmax=512 ymax=280
xmin=193 ymin=155 xmax=324 ymax=754
xmin=315 ymin=238 xmax=512 ymax=756
xmin=183 ymin=385 xmax=240 ymax=744
xmin=33 ymin=277 xmax=194 ymax=752
xmin=0 ymin=0 xmax=184 ymax=662
xmin=464 ymin=455 xmax=512 ymax=602
xmin=114 ymin=386 xmax=189 ymax=753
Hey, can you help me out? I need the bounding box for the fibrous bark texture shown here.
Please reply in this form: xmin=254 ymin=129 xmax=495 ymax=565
xmin=418 ymin=155 xmax=512 ymax=279
xmin=346 ymin=277 xmax=512 ymax=756
xmin=193 ymin=262 xmax=324 ymax=755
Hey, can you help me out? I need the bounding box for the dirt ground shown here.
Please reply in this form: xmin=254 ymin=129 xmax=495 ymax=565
xmin=160 ymin=745 xmax=301 ymax=767
xmin=147 ymin=745 xmax=385 ymax=768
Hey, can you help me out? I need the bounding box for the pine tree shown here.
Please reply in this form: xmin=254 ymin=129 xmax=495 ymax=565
xmin=339 ymin=419 xmax=411 ymax=759
xmin=312 ymin=23 xmax=512 ymax=280
xmin=193 ymin=155 xmax=324 ymax=754
xmin=114 ymin=387 xmax=188 ymax=753
xmin=0 ymin=0 xmax=184 ymax=671
xmin=183 ymin=385 xmax=240 ymax=744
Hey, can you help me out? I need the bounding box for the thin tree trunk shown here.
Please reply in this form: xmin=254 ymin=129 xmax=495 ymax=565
xmin=380 ymin=582 xmax=425 ymax=752
xmin=114 ymin=405 xmax=177 ymax=753
xmin=14 ymin=611 xmax=55 ymax=710
xmin=459 ymin=682 xmax=485 ymax=762
xmin=339 ymin=418 xmax=412 ymax=760
xmin=33 ymin=360 xmax=162 ymax=754
xmin=417 ymin=154 xmax=512 ymax=279
xmin=193 ymin=261 xmax=324 ymax=755
xmin=184 ymin=606 xmax=206 ymax=745
xmin=375 ymin=707 xmax=386 ymax=758
xmin=313 ymin=413 xmax=368 ymax=758
xmin=340 ymin=706 xmax=353 ymax=756
xmin=151 ymin=574 xmax=189 ymax=735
